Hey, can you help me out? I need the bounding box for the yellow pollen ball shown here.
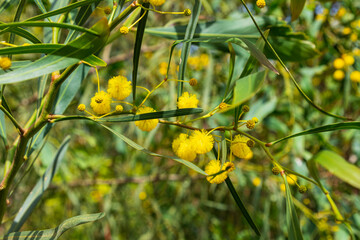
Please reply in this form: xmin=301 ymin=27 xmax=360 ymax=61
xmin=333 ymin=58 xmax=345 ymax=69
xmin=342 ymin=54 xmax=355 ymax=66
xmin=172 ymin=134 xmax=197 ymax=161
xmin=219 ymin=102 xmax=229 ymax=110
xmin=139 ymin=191 xmax=147 ymax=200
xmin=333 ymin=70 xmax=345 ymax=81
xmin=107 ymin=75 xmax=132 ymax=100
xmin=190 ymin=130 xmax=214 ymax=154
xmin=149 ymin=0 xmax=165 ymax=6
xmin=252 ymin=177 xmax=261 ymax=187
xmin=135 ymin=106 xmax=159 ymax=131
xmin=342 ymin=27 xmax=351 ymax=35
xmin=246 ymin=119 xmax=256 ymax=129
xmin=172 ymin=133 xmax=188 ymax=153
xmin=120 ymin=26 xmax=129 ymax=35
xmin=0 ymin=57 xmax=12 ymax=70
xmin=350 ymin=33 xmax=358 ymax=42
xmin=231 ymin=135 xmax=251 ymax=159
xmin=256 ymin=0 xmax=266 ymax=8
xmin=177 ymin=92 xmax=199 ymax=109
xmin=205 ymin=160 xmax=234 ymax=184
xmin=77 ymin=104 xmax=86 ymax=111
xmin=115 ymin=105 xmax=123 ymax=112
xmin=184 ymin=9 xmax=191 ymax=16
xmin=90 ymin=91 xmax=112 ymax=115
xmin=287 ymin=174 xmax=297 ymax=185
xmin=350 ymin=71 xmax=360 ymax=83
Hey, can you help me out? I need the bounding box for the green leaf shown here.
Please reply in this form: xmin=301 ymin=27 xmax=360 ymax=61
xmin=177 ymin=0 xmax=202 ymax=96
xmin=99 ymin=108 xmax=203 ymax=122
xmin=224 ymin=70 xmax=266 ymax=110
xmin=99 ymin=124 xmax=207 ymax=175
xmin=0 ymin=110 xmax=6 ymax=145
xmin=0 ymin=21 xmax=99 ymax=36
xmin=132 ymin=3 xmax=150 ymax=103
xmin=0 ymin=21 xmax=41 ymax=44
xmin=268 ymin=122 xmax=360 ymax=145
xmin=314 ymin=150 xmax=360 ymax=190
xmin=8 ymin=136 xmax=71 ymax=233
xmin=291 ymin=0 xmax=306 ymax=21
xmin=225 ymin=178 xmax=261 ymax=236
xmin=3 ymin=213 xmax=105 ymax=240
xmin=0 ymin=0 xmax=14 ymax=14
xmin=0 ymin=18 xmax=109 ymax=84
xmin=146 ymin=16 xmax=318 ymax=62
xmin=282 ymin=174 xmax=304 ymax=240
xmin=27 ymin=0 xmax=100 ymax=22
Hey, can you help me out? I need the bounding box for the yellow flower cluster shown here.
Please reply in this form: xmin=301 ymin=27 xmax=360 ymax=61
xmin=149 ymin=0 xmax=165 ymax=6
xmin=0 ymin=57 xmax=11 ymax=70
xmin=256 ymin=0 xmax=266 ymax=8
xmin=231 ymin=135 xmax=253 ymax=159
xmin=188 ymin=54 xmax=209 ymax=70
xmin=205 ymin=160 xmax=235 ymax=184
xmin=84 ymin=75 xmax=132 ymax=115
xmin=172 ymin=130 xmax=214 ymax=161
xmin=177 ymin=92 xmax=199 ymax=109
xmin=332 ymin=54 xmax=356 ymax=81
xmin=135 ymin=106 xmax=159 ymax=131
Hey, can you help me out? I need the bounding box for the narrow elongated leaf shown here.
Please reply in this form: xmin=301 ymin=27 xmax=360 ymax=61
xmin=314 ymin=150 xmax=360 ymax=189
xmin=177 ymin=0 xmax=202 ymax=96
xmin=225 ymin=178 xmax=261 ymax=236
xmin=8 ymin=136 xmax=71 ymax=233
xmin=0 ymin=0 xmax=15 ymax=14
xmin=132 ymin=3 xmax=150 ymax=102
xmin=0 ymin=18 xmax=109 ymax=84
xmin=0 ymin=21 xmax=99 ymax=36
xmin=33 ymin=0 xmax=47 ymax=14
xmin=99 ymin=108 xmax=203 ymax=122
xmin=27 ymin=0 xmax=99 ymax=22
xmin=0 ymin=21 xmax=41 ymax=44
xmin=0 ymin=110 xmax=6 ymax=145
xmin=3 ymin=213 xmax=105 ymax=240
xmin=268 ymin=122 xmax=360 ymax=145
xmin=291 ymin=0 xmax=306 ymax=21
xmin=282 ymin=174 xmax=304 ymax=240
xmin=54 ymin=65 xmax=91 ymax=114
xmin=100 ymin=124 xmax=207 ymax=175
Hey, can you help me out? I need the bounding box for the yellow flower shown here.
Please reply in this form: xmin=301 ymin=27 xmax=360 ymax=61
xmin=190 ymin=130 xmax=214 ymax=154
xmin=342 ymin=54 xmax=355 ymax=66
xmin=184 ymin=9 xmax=191 ymax=16
xmin=107 ymin=75 xmax=132 ymax=100
xmin=333 ymin=70 xmax=345 ymax=81
xmin=177 ymin=92 xmax=199 ymax=109
xmin=139 ymin=191 xmax=147 ymax=200
xmin=77 ymin=104 xmax=86 ymax=111
xmin=336 ymin=7 xmax=346 ymax=18
xmin=354 ymin=48 xmax=360 ymax=56
xmin=350 ymin=71 xmax=360 ymax=83
xmin=189 ymin=78 xmax=198 ymax=86
xmin=246 ymin=119 xmax=256 ymax=129
xmin=149 ymin=0 xmax=165 ymax=6
xmin=205 ymin=160 xmax=235 ymax=184
xmin=115 ymin=105 xmax=123 ymax=112
xmin=200 ymin=53 xmax=209 ymax=67
xmin=333 ymin=58 xmax=345 ymax=69
xmin=244 ymin=150 xmax=253 ymax=160
xmin=280 ymin=183 xmax=286 ymax=192
xmin=252 ymin=177 xmax=261 ymax=187
xmin=172 ymin=133 xmax=197 ymax=161
xmin=0 ymin=57 xmax=11 ymax=70
xmin=287 ymin=174 xmax=297 ymax=185
xmin=120 ymin=26 xmax=129 ymax=35
xmin=256 ymin=0 xmax=266 ymax=8
xmin=350 ymin=33 xmax=358 ymax=42
xmin=135 ymin=106 xmax=159 ymax=131
xmin=231 ymin=135 xmax=251 ymax=159
xmin=90 ymin=91 xmax=112 ymax=115
xmin=342 ymin=27 xmax=351 ymax=35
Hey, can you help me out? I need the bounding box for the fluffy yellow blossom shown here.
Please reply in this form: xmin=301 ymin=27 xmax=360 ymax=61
xmin=342 ymin=27 xmax=351 ymax=35
xmin=172 ymin=133 xmax=197 ymax=161
xmin=256 ymin=0 xmax=266 ymax=8
xmin=107 ymin=75 xmax=132 ymax=100
xmin=149 ymin=0 xmax=165 ymax=6
xmin=333 ymin=70 xmax=345 ymax=81
xmin=177 ymin=92 xmax=199 ymax=109
xmin=342 ymin=54 xmax=355 ymax=66
xmin=350 ymin=33 xmax=358 ymax=42
xmin=77 ymin=104 xmax=86 ymax=112
xmin=189 ymin=78 xmax=198 ymax=86
xmin=90 ymin=91 xmax=112 ymax=115
xmin=252 ymin=177 xmax=261 ymax=187
xmin=246 ymin=119 xmax=256 ymax=129
xmin=336 ymin=7 xmax=346 ymax=18
xmin=231 ymin=135 xmax=251 ymax=159
xmin=244 ymin=150 xmax=253 ymax=160
xmin=287 ymin=174 xmax=297 ymax=185
xmin=120 ymin=26 xmax=129 ymax=35
xmin=0 ymin=57 xmax=11 ymax=70
xmin=139 ymin=191 xmax=147 ymax=200
xmin=184 ymin=9 xmax=191 ymax=16
xmin=354 ymin=48 xmax=360 ymax=56
xmin=350 ymin=71 xmax=360 ymax=82
xmin=135 ymin=106 xmax=159 ymax=131
xmin=115 ymin=105 xmax=123 ymax=112
xmin=190 ymin=130 xmax=214 ymax=154
xmin=333 ymin=58 xmax=345 ymax=69
xmin=205 ymin=160 xmax=235 ymax=184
